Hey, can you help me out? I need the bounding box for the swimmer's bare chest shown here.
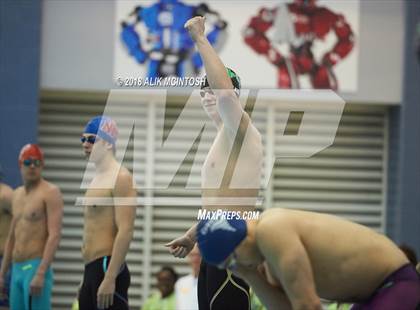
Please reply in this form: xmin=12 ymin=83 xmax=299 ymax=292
xmin=202 ymin=129 xmax=262 ymax=211
xmin=11 ymin=190 xmax=48 ymax=260
xmin=83 ymin=188 xmax=115 ymax=221
xmin=82 ymin=188 xmax=116 ymax=261
xmin=13 ymin=191 xmax=46 ymax=230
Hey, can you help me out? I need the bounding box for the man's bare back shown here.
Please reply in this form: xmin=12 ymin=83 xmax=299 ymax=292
xmin=196 ymin=208 xmax=418 ymax=309
xmin=258 ymin=208 xmax=408 ymax=302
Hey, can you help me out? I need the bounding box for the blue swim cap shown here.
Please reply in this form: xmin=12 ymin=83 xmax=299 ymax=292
xmin=84 ymin=116 xmax=118 ymax=145
xmin=196 ymin=218 xmax=247 ymax=266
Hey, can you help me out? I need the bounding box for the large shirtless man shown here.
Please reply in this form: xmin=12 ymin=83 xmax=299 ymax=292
xmin=79 ymin=116 xmax=136 ymax=310
xmin=166 ymin=16 xmax=263 ymax=310
xmin=0 ymin=144 xmax=63 ymax=310
xmin=196 ymin=208 xmax=420 ymax=310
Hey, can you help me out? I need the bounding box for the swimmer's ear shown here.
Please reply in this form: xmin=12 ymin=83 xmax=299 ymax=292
xmin=103 ymin=141 xmax=116 ymax=154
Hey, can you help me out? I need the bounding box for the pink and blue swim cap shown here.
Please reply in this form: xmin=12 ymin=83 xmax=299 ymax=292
xmin=84 ymin=116 xmax=118 ymax=146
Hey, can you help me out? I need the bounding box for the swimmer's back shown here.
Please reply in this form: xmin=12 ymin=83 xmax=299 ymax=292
xmin=258 ymin=208 xmax=408 ymax=301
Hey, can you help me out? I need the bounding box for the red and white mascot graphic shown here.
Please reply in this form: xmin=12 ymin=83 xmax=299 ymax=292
xmin=243 ymin=0 xmax=354 ymax=90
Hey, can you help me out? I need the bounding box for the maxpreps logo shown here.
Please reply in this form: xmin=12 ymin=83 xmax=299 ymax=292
xmin=197 ymin=209 xmax=260 ymax=221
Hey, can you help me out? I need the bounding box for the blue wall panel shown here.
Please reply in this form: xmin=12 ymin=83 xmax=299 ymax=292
xmin=0 ymin=0 xmax=41 ymax=188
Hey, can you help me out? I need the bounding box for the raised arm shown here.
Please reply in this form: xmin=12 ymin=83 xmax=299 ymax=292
xmin=256 ymin=218 xmax=322 ymax=310
xmin=186 ymin=16 xmax=233 ymax=91
xmin=185 ymin=16 xmax=250 ymax=138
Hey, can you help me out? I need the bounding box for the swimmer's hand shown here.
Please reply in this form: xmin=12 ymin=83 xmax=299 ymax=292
xmin=97 ymin=276 xmax=115 ymax=309
xmin=184 ymin=16 xmax=206 ymax=42
xmin=30 ymin=273 xmax=45 ymax=296
xmin=165 ymin=234 xmax=195 ymax=258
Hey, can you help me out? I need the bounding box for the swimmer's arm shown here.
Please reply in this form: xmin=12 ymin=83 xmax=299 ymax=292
xmin=165 ymin=223 xmax=196 ymax=257
xmin=188 ymin=17 xmax=246 ymax=138
xmin=0 ymin=185 xmax=13 ymax=214
xmin=36 ymin=186 xmax=63 ymax=276
xmin=239 ymin=268 xmax=292 ymax=310
xmin=0 ymin=213 xmax=16 ymax=279
xmin=257 ymin=220 xmax=322 ymax=310
xmin=185 ymin=223 xmax=197 ymax=243
xmin=191 ymin=17 xmax=235 ymax=92
xmin=106 ymin=173 xmax=137 ymax=280
xmin=196 ymin=34 xmax=247 ymax=138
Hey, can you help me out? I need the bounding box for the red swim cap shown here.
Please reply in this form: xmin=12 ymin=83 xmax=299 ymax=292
xmin=18 ymin=144 xmax=44 ymax=167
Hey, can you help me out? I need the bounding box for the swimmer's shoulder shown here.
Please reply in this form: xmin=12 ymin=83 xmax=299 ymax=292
xmin=114 ymin=166 xmax=137 ymax=197
xmin=12 ymin=186 xmax=24 ymax=198
xmin=115 ymin=166 xmax=135 ymax=186
xmin=256 ymin=208 xmax=302 ymax=240
xmin=259 ymin=208 xmax=292 ymax=222
xmin=256 ymin=209 xmax=291 ymax=234
xmin=117 ymin=165 xmax=133 ymax=178
xmin=0 ymin=183 xmax=14 ymax=200
xmin=41 ymin=179 xmax=62 ymax=196
xmin=0 ymin=183 xmax=14 ymax=214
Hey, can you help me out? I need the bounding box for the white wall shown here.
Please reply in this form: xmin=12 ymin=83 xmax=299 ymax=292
xmin=40 ymin=0 xmax=404 ymax=104
xmin=342 ymin=0 xmax=404 ymax=104
xmin=40 ymin=0 xmax=115 ymax=90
